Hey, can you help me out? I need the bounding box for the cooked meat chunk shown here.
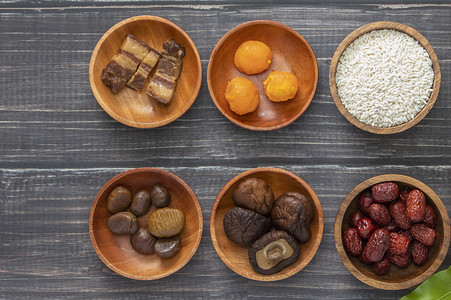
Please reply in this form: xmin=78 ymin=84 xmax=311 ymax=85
xmin=101 ymin=34 xmax=150 ymax=93
xmin=127 ymin=48 xmax=161 ymax=90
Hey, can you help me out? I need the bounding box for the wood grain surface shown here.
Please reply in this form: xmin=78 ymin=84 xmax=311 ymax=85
xmin=0 ymin=1 xmax=450 ymax=299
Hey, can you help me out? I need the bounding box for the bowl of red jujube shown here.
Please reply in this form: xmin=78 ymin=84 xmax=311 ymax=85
xmin=334 ymin=174 xmax=450 ymax=290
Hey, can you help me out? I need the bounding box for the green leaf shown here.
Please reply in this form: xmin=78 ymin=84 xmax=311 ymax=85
xmin=400 ymin=266 xmax=451 ymax=300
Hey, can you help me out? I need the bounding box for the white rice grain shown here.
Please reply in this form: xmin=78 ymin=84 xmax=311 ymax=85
xmin=335 ymin=29 xmax=434 ymax=128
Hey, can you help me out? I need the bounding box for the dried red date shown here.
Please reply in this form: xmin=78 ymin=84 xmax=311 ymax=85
xmin=406 ymin=189 xmax=426 ymax=222
xmin=388 ymin=232 xmax=410 ymax=255
xmin=357 ymin=218 xmax=378 ymax=239
xmin=373 ymin=257 xmax=390 ymax=275
xmin=397 ymin=229 xmax=413 ymax=242
xmin=399 ymin=187 xmax=411 ymax=203
xmin=372 ymin=182 xmax=399 ymax=203
xmin=412 ymin=240 xmax=429 ymax=265
xmin=361 ymin=229 xmax=390 ymax=263
xmin=359 ymin=190 xmax=373 ymax=215
xmin=390 ymin=201 xmax=411 ymax=230
xmin=343 ymin=228 xmax=363 ymax=256
xmin=385 ymin=220 xmax=399 ymax=232
xmin=368 ymin=203 xmax=391 ymax=227
xmin=388 ymin=252 xmax=411 ymax=267
xmin=423 ymin=204 xmax=437 ymax=228
xmin=349 ymin=211 xmax=364 ymax=227
xmin=410 ymin=224 xmax=437 ymax=246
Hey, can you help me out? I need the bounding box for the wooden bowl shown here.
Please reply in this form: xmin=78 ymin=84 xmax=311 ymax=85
xmin=207 ymin=20 xmax=318 ymax=131
xmin=210 ymin=167 xmax=324 ymax=281
xmin=334 ymin=174 xmax=450 ymax=290
xmin=89 ymin=16 xmax=202 ymax=128
xmin=329 ymin=21 xmax=441 ymax=134
xmin=89 ymin=168 xmax=203 ymax=280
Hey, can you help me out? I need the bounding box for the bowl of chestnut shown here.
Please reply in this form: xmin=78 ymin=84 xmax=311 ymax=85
xmin=334 ymin=174 xmax=450 ymax=290
xmin=89 ymin=167 xmax=203 ymax=280
xmin=210 ymin=167 xmax=324 ymax=281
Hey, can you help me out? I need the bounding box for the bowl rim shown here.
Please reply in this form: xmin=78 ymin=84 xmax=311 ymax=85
xmin=329 ymin=21 xmax=441 ymax=134
xmin=89 ymin=15 xmax=202 ymax=129
xmin=334 ymin=174 xmax=450 ymax=290
xmin=207 ymin=20 xmax=319 ymax=131
xmin=210 ymin=167 xmax=324 ymax=281
xmin=89 ymin=167 xmax=204 ymax=280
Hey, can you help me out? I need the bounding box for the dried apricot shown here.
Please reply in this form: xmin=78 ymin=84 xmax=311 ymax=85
xmin=264 ymin=71 xmax=298 ymax=102
xmin=234 ymin=40 xmax=272 ymax=75
xmin=224 ymin=77 xmax=259 ymax=115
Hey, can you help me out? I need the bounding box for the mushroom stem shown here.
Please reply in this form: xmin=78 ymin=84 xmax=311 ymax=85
xmin=266 ymin=247 xmax=283 ymax=261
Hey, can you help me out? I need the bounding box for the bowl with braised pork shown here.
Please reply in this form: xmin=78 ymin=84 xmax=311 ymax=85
xmin=89 ymin=16 xmax=202 ymax=128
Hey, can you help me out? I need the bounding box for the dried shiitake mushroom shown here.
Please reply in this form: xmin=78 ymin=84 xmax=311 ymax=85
xmin=271 ymin=192 xmax=314 ymax=243
xmin=223 ymin=207 xmax=271 ymax=246
xmin=232 ymin=178 xmax=275 ymax=216
xmin=248 ymin=230 xmax=300 ymax=275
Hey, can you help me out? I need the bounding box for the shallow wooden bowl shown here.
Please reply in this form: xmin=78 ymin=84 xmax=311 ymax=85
xmin=329 ymin=21 xmax=441 ymax=134
xmin=207 ymin=20 xmax=318 ymax=131
xmin=89 ymin=16 xmax=202 ymax=128
xmin=334 ymin=174 xmax=450 ymax=290
xmin=210 ymin=167 xmax=324 ymax=281
xmin=89 ymin=167 xmax=203 ymax=280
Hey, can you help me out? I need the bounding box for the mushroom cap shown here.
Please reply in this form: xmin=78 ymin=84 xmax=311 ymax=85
xmin=248 ymin=230 xmax=300 ymax=275
xmin=232 ymin=177 xmax=275 ymax=216
xmin=223 ymin=207 xmax=271 ymax=246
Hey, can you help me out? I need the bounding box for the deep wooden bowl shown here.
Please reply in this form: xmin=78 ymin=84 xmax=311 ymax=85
xmin=207 ymin=20 xmax=318 ymax=131
xmin=89 ymin=16 xmax=202 ymax=128
xmin=329 ymin=21 xmax=441 ymax=134
xmin=334 ymin=174 xmax=450 ymax=290
xmin=89 ymin=168 xmax=203 ymax=280
xmin=210 ymin=167 xmax=324 ymax=281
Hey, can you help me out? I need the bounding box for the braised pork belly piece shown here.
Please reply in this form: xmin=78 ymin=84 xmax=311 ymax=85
xmin=126 ymin=48 xmax=161 ymax=91
xmin=101 ymin=34 xmax=151 ymax=93
xmin=146 ymin=38 xmax=185 ymax=105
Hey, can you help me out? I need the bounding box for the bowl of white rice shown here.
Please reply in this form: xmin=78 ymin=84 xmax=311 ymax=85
xmin=329 ymin=21 xmax=441 ymax=134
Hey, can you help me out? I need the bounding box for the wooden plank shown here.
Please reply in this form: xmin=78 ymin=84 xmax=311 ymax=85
xmin=0 ymin=1 xmax=449 ymax=299
xmin=0 ymin=167 xmax=449 ymax=299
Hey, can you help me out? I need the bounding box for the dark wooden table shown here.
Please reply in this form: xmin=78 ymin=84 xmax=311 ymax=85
xmin=1 ymin=1 xmax=450 ymax=299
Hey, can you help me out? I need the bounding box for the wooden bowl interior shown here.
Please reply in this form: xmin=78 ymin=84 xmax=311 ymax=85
xmin=89 ymin=16 xmax=202 ymax=128
xmin=210 ymin=168 xmax=324 ymax=281
xmin=89 ymin=168 xmax=203 ymax=280
xmin=208 ymin=21 xmax=318 ymax=130
xmin=335 ymin=174 xmax=450 ymax=290
xmin=329 ymin=21 xmax=441 ymax=134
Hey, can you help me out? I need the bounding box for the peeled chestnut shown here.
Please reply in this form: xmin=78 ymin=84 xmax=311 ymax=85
xmin=130 ymin=228 xmax=157 ymax=255
xmin=130 ymin=190 xmax=151 ymax=217
xmin=248 ymin=230 xmax=300 ymax=275
xmin=151 ymin=184 xmax=171 ymax=208
xmin=147 ymin=207 xmax=185 ymax=238
xmin=223 ymin=207 xmax=271 ymax=246
xmin=106 ymin=186 xmax=132 ymax=214
xmin=154 ymin=236 xmax=181 ymax=258
xmin=232 ymin=178 xmax=274 ymax=216
xmin=107 ymin=212 xmax=138 ymax=235
xmin=271 ymin=192 xmax=314 ymax=243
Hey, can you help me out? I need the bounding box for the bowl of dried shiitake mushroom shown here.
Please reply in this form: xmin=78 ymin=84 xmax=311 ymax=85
xmin=210 ymin=167 xmax=324 ymax=281
xmin=89 ymin=167 xmax=203 ymax=280
xmin=334 ymin=174 xmax=450 ymax=290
